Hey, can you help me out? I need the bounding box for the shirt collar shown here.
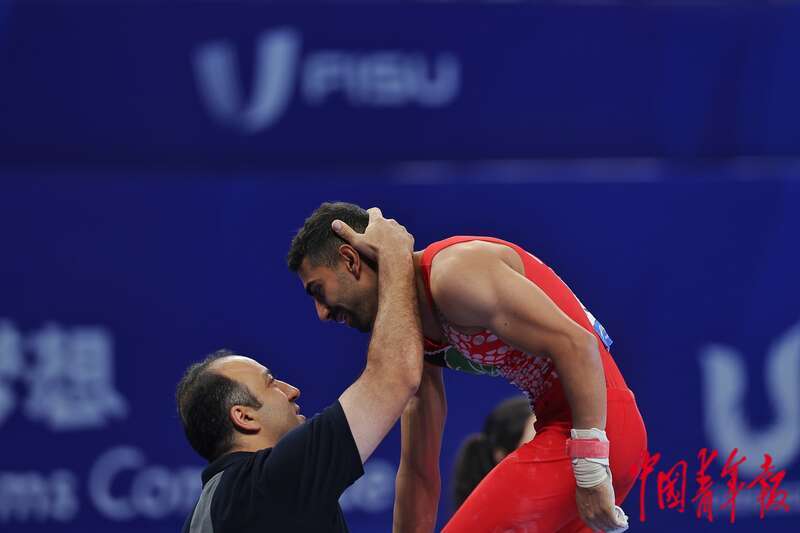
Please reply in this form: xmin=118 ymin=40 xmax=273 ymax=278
xmin=202 ymin=451 xmax=262 ymax=485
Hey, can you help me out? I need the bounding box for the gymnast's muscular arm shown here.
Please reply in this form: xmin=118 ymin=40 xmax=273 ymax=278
xmin=392 ymin=362 xmax=446 ymax=533
xmin=429 ymin=241 xmax=605 ymax=430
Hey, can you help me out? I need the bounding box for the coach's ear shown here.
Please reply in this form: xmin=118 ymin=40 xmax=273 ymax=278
xmin=230 ymin=405 xmax=260 ymax=433
xmin=338 ymin=244 xmax=362 ymax=279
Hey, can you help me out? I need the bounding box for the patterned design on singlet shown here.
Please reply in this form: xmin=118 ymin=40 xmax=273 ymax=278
xmin=424 ymin=344 xmax=502 ymax=376
xmin=432 ymin=315 xmax=558 ymax=404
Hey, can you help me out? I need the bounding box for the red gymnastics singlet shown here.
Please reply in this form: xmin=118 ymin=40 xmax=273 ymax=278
xmin=421 ymin=236 xmax=647 ymax=533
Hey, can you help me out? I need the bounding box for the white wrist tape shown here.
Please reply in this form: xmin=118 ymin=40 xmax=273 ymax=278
xmin=569 ymin=428 xmax=610 ymax=488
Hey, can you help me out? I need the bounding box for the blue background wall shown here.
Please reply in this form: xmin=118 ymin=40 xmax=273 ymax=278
xmin=1 ymin=3 xmax=799 ymax=532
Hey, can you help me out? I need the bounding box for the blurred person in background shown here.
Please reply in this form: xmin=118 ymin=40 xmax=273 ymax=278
xmin=176 ymin=210 xmax=423 ymax=533
xmin=288 ymin=202 xmax=646 ymax=532
xmin=451 ymin=396 xmax=536 ymax=512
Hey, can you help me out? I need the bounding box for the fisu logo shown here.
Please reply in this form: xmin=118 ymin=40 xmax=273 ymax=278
xmin=700 ymin=321 xmax=800 ymax=476
xmin=193 ymin=27 xmax=461 ymax=133
xmin=193 ymin=28 xmax=300 ymax=132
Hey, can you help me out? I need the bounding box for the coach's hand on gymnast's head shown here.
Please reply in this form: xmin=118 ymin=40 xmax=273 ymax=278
xmin=331 ymin=207 xmax=414 ymax=262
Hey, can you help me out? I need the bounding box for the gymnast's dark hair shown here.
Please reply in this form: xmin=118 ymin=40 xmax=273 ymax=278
xmin=287 ymin=201 xmax=369 ymax=272
xmin=451 ymin=396 xmax=532 ymax=510
xmin=176 ymin=349 xmax=263 ymax=462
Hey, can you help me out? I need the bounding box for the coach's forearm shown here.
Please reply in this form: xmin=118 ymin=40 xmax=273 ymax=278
xmin=367 ymin=251 xmax=423 ymax=391
xmin=339 ymin=249 xmax=426 ymax=463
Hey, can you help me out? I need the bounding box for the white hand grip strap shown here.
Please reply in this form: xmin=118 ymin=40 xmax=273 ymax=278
xmin=569 ymin=429 xmax=630 ymax=531
xmin=569 ymin=428 xmax=610 ymax=488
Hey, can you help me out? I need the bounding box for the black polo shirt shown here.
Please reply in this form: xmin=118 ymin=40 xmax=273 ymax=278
xmin=181 ymin=401 xmax=364 ymax=533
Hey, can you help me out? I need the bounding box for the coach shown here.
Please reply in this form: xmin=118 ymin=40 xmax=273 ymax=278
xmin=176 ymin=209 xmax=423 ymax=532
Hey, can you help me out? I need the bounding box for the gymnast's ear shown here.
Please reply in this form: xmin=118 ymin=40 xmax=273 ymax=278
xmin=338 ymin=244 xmax=362 ymax=279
